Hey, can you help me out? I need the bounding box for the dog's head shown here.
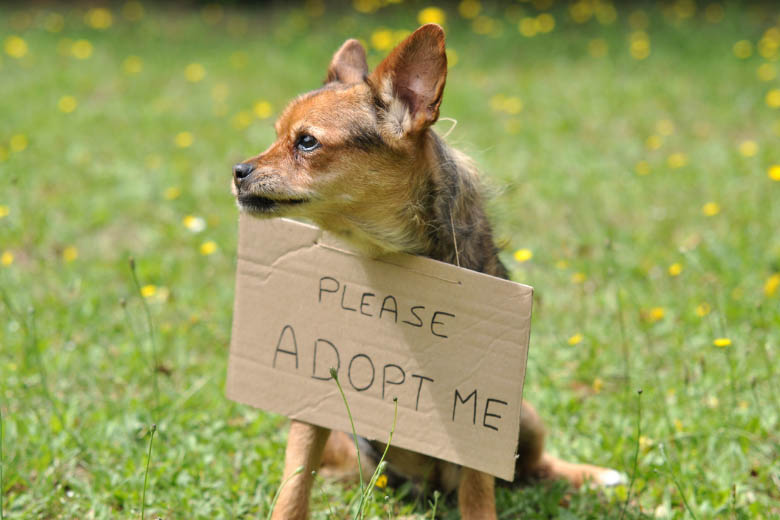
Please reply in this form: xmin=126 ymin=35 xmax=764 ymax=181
xmin=231 ymin=24 xmax=447 ymax=252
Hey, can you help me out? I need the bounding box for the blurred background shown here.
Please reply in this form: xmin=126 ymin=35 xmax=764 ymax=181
xmin=1 ymin=1 xmax=779 ymax=518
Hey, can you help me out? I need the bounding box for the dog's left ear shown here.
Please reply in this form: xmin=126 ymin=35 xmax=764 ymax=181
xmin=369 ymin=24 xmax=447 ymax=136
xmin=326 ymin=39 xmax=368 ymax=84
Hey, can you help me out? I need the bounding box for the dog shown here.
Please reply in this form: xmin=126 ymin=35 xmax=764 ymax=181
xmin=232 ymin=24 xmax=622 ymax=520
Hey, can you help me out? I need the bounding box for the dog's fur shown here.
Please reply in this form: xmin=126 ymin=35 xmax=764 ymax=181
xmin=232 ymin=24 xmax=621 ymax=520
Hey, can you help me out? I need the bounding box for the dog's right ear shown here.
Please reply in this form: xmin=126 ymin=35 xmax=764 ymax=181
xmin=325 ymin=39 xmax=368 ymax=84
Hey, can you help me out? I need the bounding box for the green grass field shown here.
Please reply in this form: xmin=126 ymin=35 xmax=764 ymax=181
xmin=2 ymin=1 xmax=780 ymax=518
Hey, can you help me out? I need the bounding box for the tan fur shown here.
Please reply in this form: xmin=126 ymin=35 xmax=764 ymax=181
xmin=233 ymin=24 xmax=619 ymax=520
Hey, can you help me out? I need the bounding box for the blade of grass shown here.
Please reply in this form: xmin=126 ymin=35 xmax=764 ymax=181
xmin=619 ymin=389 xmax=642 ymax=520
xmin=659 ymin=443 xmax=698 ymax=520
xmin=141 ymin=423 xmax=157 ymax=520
xmin=1 ymin=401 xmax=4 ymax=520
xmin=329 ymin=368 xmax=365 ymax=497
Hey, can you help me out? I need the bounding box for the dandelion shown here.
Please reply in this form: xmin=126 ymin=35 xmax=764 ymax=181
xmin=707 ymin=395 xmax=719 ymax=408
xmin=656 ymin=119 xmax=675 ymax=136
xmin=123 ymin=1 xmax=145 ymax=21
xmin=645 ymin=135 xmax=662 ymax=150
xmin=183 ymin=215 xmax=206 ymax=233
xmin=371 ymin=29 xmax=394 ymax=51
xmin=674 ymin=418 xmax=683 ymax=432
xmin=738 ymin=140 xmax=758 ymax=157
xmin=757 ymin=63 xmax=776 ymax=82
xmin=588 ymin=38 xmax=608 ymax=58
xmin=58 ymin=95 xmax=77 ymax=113
xmin=667 ymin=153 xmax=687 ymax=169
xmin=62 ymin=246 xmax=78 ymax=262
xmin=513 ymin=248 xmax=532 ymax=262
xmin=164 ymin=187 xmax=181 ymax=200
xmin=85 ymin=7 xmax=113 ymax=30
xmin=738 ymin=400 xmax=749 ymax=410
xmin=595 ymin=3 xmax=617 ymax=25
xmin=200 ymin=240 xmax=217 ymax=255
xmin=555 ymin=259 xmax=568 ymax=270
xmin=695 ymin=303 xmax=711 ymax=317
xmin=0 ymin=205 xmax=8 ymax=218
xmin=375 ymin=474 xmax=388 ymax=488
xmin=713 ymin=338 xmax=731 ymax=347
xmin=0 ymin=146 xmax=8 ymax=162
xmin=4 ymin=36 xmax=28 ymax=58
xmin=185 ymin=63 xmax=206 ymax=83
xmin=1 ymin=251 xmax=13 ymax=266
xmin=568 ymin=333 xmax=583 ymax=345
xmin=733 ymin=40 xmax=752 ymax=59
xmin=9 ymin=134 xmax=28 ymax=153
xmin=635 ymin=160 xmax=650 ymax=175
xmin=668 ymin=263 xmax=682 ymax=276
xmin=570 ymin=1 xmax=593 ymax=24
xmin=537 ymin=14 xmax=555 ymax=33
xmin=768 ymin=165 xmax=780 ymax=181
xmin=592 ymin=377 xmax=603 ymax=393
xmin=518 ymin=18 xmax=538 ymax=37
xmin=701 ymin=202 xmax=720 ymax=216
xmin=174 ymin=131 xmax=193 ymax=148
xmin=638 ymin=435 xmax=653 ymax=451
xmin=765 ymin=273 xmax=780 ymax=296
xmin=571 ymin=272 xmax=586 ymax=284
xmin=646 ymin=307 xmax=665 ymax=323
xmin=458 ymin=0 xmax=481 ymax=19
xmin=140 ymin=284 xmax=157 ymax=298
xmin=418 ymin=7 xmax=446 ymax=26
xmin=122 ymin=56 xmax=143 ymax=75
xmin=71 ymin=39 xmax=93 ymax=60
xmin=766 ymin=89 xmax=780 ymax=109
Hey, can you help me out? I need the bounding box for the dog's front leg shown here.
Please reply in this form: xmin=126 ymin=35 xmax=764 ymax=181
xmin=271 ymin=420 xmax=331 ymax=520
xmin=458 ymin=467 xmax=497 ymax=520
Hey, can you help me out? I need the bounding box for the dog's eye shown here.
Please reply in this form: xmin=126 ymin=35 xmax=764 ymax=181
xmin=296 ymin=134 xmax=320 ymax=152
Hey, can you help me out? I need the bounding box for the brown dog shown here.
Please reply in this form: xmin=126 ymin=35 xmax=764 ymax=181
xmin=232 ymin=24 xmax=622 ymax=520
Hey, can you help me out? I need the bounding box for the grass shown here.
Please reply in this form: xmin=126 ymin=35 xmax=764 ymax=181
xmin=1 ymin=1 xmax=779 ymax=518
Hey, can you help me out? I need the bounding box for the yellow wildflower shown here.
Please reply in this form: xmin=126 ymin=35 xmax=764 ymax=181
xmin=647 ymin=307 xmax=665 ymax=323
xmin=537 ymin=14 xmax=555 ymax=33
xmin=592 ymin=377 xmax=604 ymax=393
xmin=701 ymin=202 xmax=720 ymax=216
xmin=183 ymin=215 xmax=206 ymax=233
xmin=164 ymin=187 xmax=181 ymax=200
xmin=570 ymin=2 xmax=593 ymax=24
xmin=122 ymin=56 xmax=143 ymax=75
xmin=568 ymin=333 xmax=583 ymax=346
xmin=667 ymin=153 xmax=687 ymax=169
xmin=757 ymin=63 xmax=776 ymax=82
xmin=765 ymin=273 xmax=780 ymax=296
xmin=738 ymin=400 xmax=749 ymax=410
xmin=85 ymin=8 xmax=113 ymax=29
xmin=674 ymin=418 xmax=683 ymax=432
xmin=62 ymin=246 xmax=78 ymax=262
xmin=4 ymin=36 xmax=28 ymax=58
xmin=185 ymin=63 xmax=206 ymax=83
xmin=232 ymin=111 xmax=252 ymax=130
xmin=353 ymin=0 xmax=379 ymax=14
xmin=519 ymin=17 xmax=538 ymax=37
xmin=371 ymin=29 xmax=394 ymax=51
xmin=668 ymin=263 xmax=682 ymax=276
xmin=0 ymin=205 xmax=8 ymax=218
xmin=375 ymin=474 xmax=388 ymax=488
xmin=738 ymin=140 xmax=758 ymax=157
xmin=44 ymin=13 xmax=65 ymax=33
xmin=767 ymin=89 xmax=780 ymax=108
xmin=174 ymin=131 xmax=193 ymax=148
xmin=695 ymin=303 xmax=711 ymax=317
xmin=200 ymin=240 xmax=217 ymax=255
xmin=58 ymin=96 xmax=77 ymax=113
xmin=635 ymin=160 xmax=650 ymax=175
xmin=1 ymin=251 xmax=13 ymax=266
xmin=513 ymin=248 xmax=532 ymax=262
xmin=713 ymin=338 xmax=731 ymax=347
xmin=446 ymin=48 xmax=458 ymax=67
xmin=0 ymin=147 xmax=7 ymax=162
xmin=768 ymin=165 xmax=780 ymax=181
xmin=71 ymin=39 xmax=94 ymax=60
xmin=10 ymin=134 xmax=28 ymax=153
xmin=656 ymin=119 xmax=675 ymax=136
xmin=629 ymin=32 xmax=650 ymax=60
xmin=458 ymin=0 xmax=481 ymax=19
xmin=638 ymin=435 xmax=653 ymax=451
xmin=418 ymin=7 xmax=446 ymax=26
xmin=645 ymin=135 xmax=662 ymax=150
xmin=571 ymin=272 xmax=586 ymax=284
xmin=733 ymin=40 xmax=752 ymax=59
xmin=140 ymin=285 xmax=157 ymax=298
xmin=555 ymin=259 xmax=568 ymax=270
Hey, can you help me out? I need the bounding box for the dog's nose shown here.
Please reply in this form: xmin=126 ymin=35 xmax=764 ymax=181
xmin=233 ymin=163 xmax=255 ymax=180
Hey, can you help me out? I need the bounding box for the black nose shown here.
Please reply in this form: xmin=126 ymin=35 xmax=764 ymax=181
xmin=233 ymin=163 xmax=254 ymax=180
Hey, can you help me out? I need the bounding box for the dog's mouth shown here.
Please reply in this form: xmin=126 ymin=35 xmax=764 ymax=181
xmin=237 ymin=194 xmax=309 ymax=214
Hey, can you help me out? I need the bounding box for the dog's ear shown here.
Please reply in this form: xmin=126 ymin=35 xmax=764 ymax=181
xmin=326 ymin=39 xmax=368 ymax=84
xmin=369 ymin=24 xmax=447 ymax=136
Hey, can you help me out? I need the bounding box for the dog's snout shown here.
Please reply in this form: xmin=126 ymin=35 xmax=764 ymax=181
xmin=233 ymin=163 xmax=255 ymax=181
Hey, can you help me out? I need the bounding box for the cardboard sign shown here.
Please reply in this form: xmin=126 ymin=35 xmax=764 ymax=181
xmin=226 ymin=215 xmax=533 ymax=480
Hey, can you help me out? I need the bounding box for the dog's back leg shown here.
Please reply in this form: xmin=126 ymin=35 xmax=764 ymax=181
xmin=271 ymin=420 xmax=330 ymax=520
